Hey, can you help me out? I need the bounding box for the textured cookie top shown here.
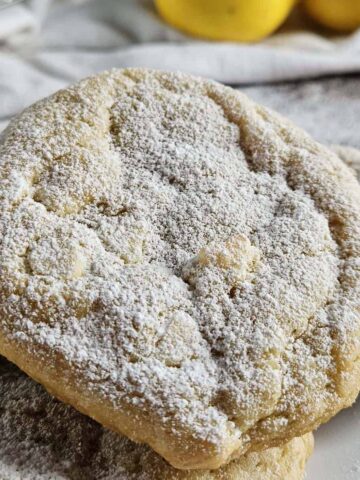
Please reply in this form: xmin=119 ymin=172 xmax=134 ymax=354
xmin=0 ymin=357 xmax=313 ymax=480
xmin=0 ymin=69 xmax=359 ymax=469
xmin=332 ymin=145 xmax=360 ymax=181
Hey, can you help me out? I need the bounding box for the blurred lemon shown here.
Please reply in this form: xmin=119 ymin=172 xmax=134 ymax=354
xmin=155 ymin=0 xmax=296 ymax=42
xmin=304 ymin=0 xmax=360 ymax=31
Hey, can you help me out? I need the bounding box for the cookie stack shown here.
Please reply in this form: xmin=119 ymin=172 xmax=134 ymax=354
xmin=0 ymin=69 xmax=359 ymax=479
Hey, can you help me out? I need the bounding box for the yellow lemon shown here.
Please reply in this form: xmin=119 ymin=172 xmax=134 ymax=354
xmin=155 ymin=0 xmax=296 ymax=42
xmin=304 ymin=0 xmax=360 ymax=31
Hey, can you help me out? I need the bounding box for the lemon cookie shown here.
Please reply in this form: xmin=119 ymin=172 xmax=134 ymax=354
xmin=0 ymin=69 xmax=359 ymax=469
xmin=0 ymin=356 xmax=313 ymax=480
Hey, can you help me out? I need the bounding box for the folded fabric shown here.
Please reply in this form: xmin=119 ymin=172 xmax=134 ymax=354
xmin=0 ymin=3 xmax=37 ymax=42
xmin=1 ymin=0 xmax=360 ymax=127
xmin=36 ymin=0 xmax=360 ymax=84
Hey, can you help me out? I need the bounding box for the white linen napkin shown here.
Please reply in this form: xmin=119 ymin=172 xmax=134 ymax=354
xmin=0 ymin=0 xmax=54 ymax=44
xmin=0 ymin=3 xmax=36 ymax=42
xmin=36 ymin=0 xmax=360 ymax=84
xmin=0 ymin=0 xmax=360 ymax=128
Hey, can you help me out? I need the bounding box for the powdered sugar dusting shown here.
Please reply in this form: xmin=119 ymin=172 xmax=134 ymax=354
xmin=0 ymin=358 xmax=314 ymax=480
xmin=0 ymin=69 xmax=359 ymax=469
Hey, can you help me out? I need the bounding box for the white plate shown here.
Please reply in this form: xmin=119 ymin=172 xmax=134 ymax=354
xmin=307 ymin=398 xmax=360 ymax=479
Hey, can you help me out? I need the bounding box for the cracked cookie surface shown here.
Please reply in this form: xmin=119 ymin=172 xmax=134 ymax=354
xmin=0 ymin=69 xmax=359 ymax=469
